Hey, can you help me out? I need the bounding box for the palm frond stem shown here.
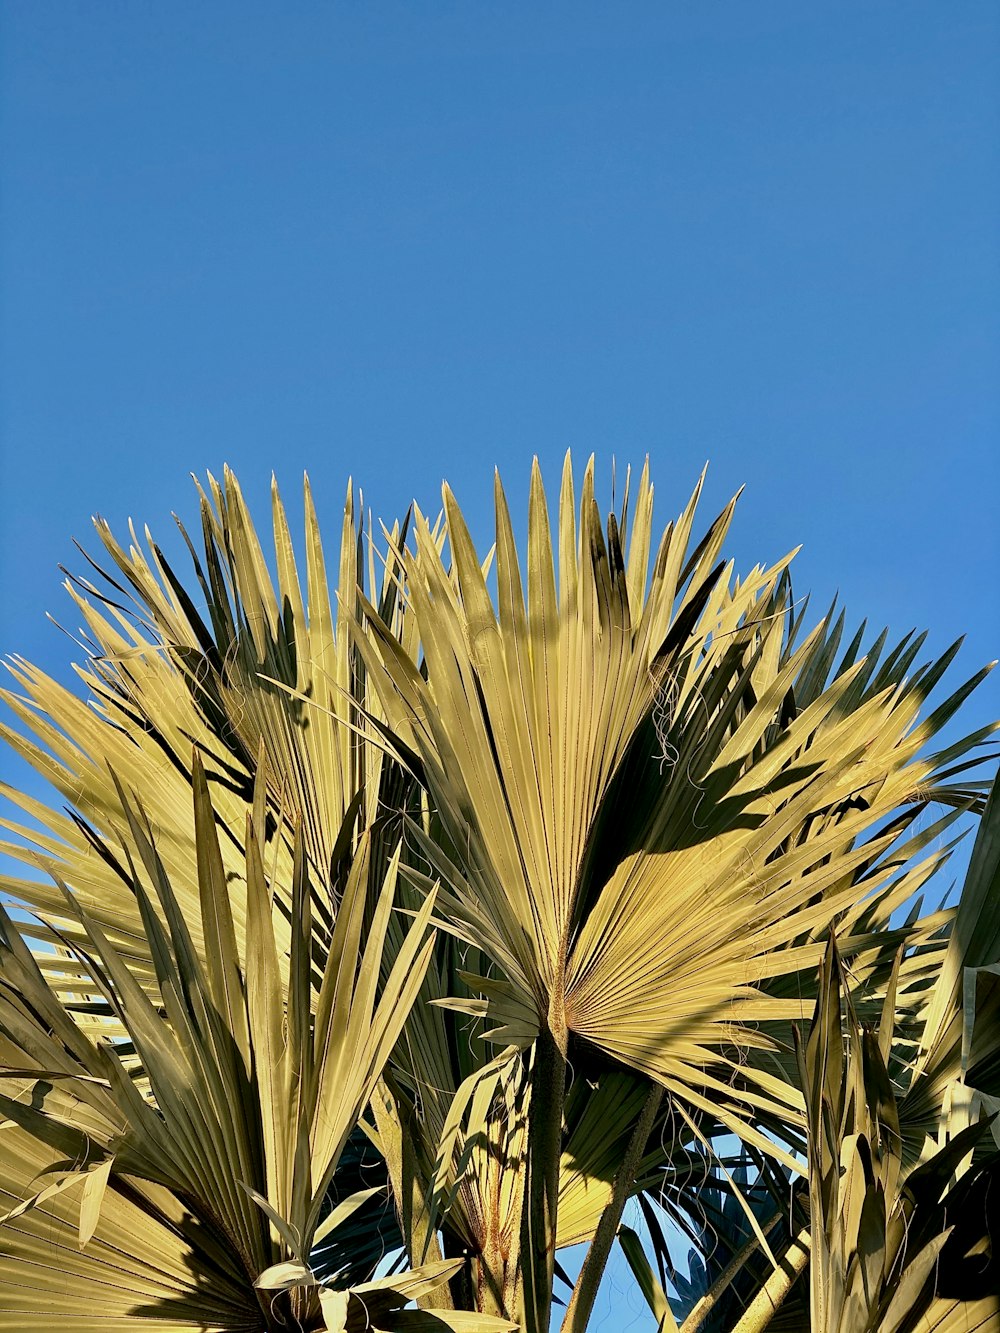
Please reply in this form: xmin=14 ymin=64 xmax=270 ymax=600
xmin=560 ymin=1081 xmax=663 ymax=1333
xmin=727 ymin=1227 xmax=811 ymax=1333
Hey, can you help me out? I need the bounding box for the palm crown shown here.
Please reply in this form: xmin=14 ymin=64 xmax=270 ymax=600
xmin=1 ymin=457 xmax=997 ymax=1332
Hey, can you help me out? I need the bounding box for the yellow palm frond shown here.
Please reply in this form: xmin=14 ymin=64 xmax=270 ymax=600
xmin=0 ymin=760 xmax=436 ymax=1330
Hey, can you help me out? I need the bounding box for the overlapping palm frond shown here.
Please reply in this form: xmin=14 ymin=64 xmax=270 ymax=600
xmin=645 ymin=1154 xmax=810 ymax=1333
xmin=2 ymin=458 xmax=997 ymax=1333
xmin=0 ymin=469 xmax=414 ymax=1001
xmin=0 ymin=758 xmax=442 ymax=1330
xmin=619 ymin=830 xmax=1000 ymax=1333
xmin=802 ymin=938 xmax=999 ymax=1333
xmin=619 ymin=1178 xmax=810 ymax=1333
xmin=359 ymin=456 xmax=991 ymax=1103
xmin=900 ymin=776 xmax=1000 ymax=1157
xmin=353 ymin=455 xmax=994 ymax=1329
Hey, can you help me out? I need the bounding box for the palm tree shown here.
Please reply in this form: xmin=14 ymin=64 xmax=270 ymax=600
xmin=0 ymin=458 xmax=996 ymax=1331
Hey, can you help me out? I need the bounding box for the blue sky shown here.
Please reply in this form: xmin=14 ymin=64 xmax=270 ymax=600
xmin=1 ymin=4 xmax=998 ymax=1323
xmin=2 ymin=2 xmax=998 ymax=701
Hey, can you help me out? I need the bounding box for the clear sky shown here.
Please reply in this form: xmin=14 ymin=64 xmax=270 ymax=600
xmin=1 ymin=4 xmax=998 ymax=1322
xmin=2 ymin=3 xmax=998 ymax=690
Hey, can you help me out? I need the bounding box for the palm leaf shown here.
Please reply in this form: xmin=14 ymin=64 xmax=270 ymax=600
xmin=1 ymin=470 xmax=408 ymax=1003
xmin=0 ymin=759 xmax=437 ymax=1329
xmin=802 ymin=938 xmax=999 ymax=1333
xmin=354 ymin=454 xmax=993 ymax=1329
xmin=901 ymin=774 xmax=1000 ymax=1153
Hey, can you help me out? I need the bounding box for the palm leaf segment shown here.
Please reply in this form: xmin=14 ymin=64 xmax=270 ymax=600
xmin=357 ymin=455 xmax=991 ymax=1154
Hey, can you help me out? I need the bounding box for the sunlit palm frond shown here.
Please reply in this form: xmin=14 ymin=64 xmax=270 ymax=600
xmin=901 ymin=775 xmax=1000 ymax=1157
xmin=0 ymin=760 xmax=437 ymax=1331
xmin=357 ymin=455 xmax=993 ymax=1145
xmin=3 ymin=460 xmax=997 ymax=1333
xmin=0 ymin=470 xmax=407 ymax=997
xmin=802 ymin=939 xmax=999 ymax=1333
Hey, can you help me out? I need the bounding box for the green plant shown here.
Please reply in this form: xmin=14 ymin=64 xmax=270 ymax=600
xmin=1 ymin=459 xmax=997 ymax=1330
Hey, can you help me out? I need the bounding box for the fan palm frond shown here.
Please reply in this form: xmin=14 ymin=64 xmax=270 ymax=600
xmin=355 ymin=455 xmax=994 ymax=1330
xmin=0 ymin=760 xmax=437 ymax=1330
xmin=802 ymin=938 xmax=999 ymax=1333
